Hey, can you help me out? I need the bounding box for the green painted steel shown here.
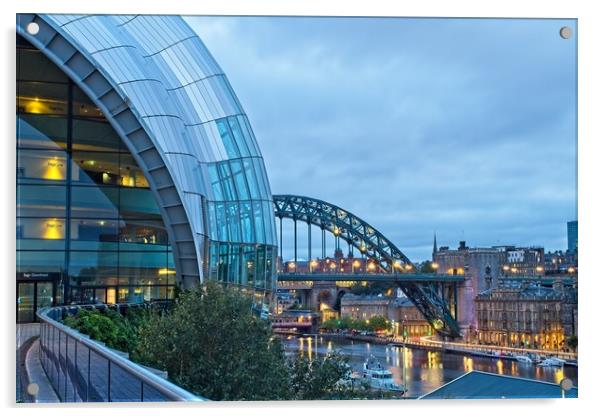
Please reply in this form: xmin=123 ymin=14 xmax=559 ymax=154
xmin=273 ymin=194 xmax=462 ymax=338
xmin=278 ymin=273 xmax=464 ymax=283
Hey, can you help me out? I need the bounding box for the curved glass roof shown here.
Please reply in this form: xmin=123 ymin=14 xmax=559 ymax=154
xmin=40 ymin=14 xmax=277 ymax=252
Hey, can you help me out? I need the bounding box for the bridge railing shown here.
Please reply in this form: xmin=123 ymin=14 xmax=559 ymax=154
xmin=37 ymin=305 xmax=204 ymax=402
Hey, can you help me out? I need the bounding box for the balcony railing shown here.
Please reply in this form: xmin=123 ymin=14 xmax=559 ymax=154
xmin=37 ymin=304 xmax=204 ymax=402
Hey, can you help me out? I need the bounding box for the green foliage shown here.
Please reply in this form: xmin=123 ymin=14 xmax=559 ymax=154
xmin=366 ymin=315 xmax=390 ymax=332
xmin=134 ymin=282 xmax=290 ymax=401
xmin=420 ymin=261 xmax=436 ymax=274
xmin=567 ymin=335 xmax=578 ymax=351
xmin=62 ymin=307 xmax=151 ymax=354
xmin=63 ymin=286 xmax=401 ymax=401
xmin=320 ymin=315 xmax=392 ymax=332
xmin=290 ymin=352 xmax=354 ymax=399
xmin=349 ymin=282 xmax=395 ymax=296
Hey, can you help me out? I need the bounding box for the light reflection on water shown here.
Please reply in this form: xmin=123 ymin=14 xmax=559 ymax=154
xmin=283 ymin=336 xmax=577 ymax=398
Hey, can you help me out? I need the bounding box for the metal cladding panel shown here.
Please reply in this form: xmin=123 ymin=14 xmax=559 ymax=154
xmin=33 ymin=14 xmax=278 ymax=284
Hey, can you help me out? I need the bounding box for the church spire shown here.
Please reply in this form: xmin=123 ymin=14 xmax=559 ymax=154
xmin=432 ymin=232 xmax=438 ymax=257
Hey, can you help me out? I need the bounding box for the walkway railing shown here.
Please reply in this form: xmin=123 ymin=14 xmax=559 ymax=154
xmin=413 ymin=336 xmax=578 ymax=361
xmin=37 ymin=305 xmax=204 ymax=402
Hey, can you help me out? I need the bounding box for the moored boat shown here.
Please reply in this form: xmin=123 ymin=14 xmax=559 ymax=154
xmin=515 ymin=355 xmax=533 ymax=364
xmin=362 ymin=355 xmax=406 ymax=393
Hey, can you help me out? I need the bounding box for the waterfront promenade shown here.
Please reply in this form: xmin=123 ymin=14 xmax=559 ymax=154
xmin=313 ymin=332 xmax=577 ymax=363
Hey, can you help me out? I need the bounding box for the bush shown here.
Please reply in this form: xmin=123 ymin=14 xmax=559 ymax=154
xmin=62 ymin=307 xmax=151 ymax=354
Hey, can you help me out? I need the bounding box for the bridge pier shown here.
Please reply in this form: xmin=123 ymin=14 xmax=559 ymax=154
xmin=273 ymin=195 xmax=463 ymax=338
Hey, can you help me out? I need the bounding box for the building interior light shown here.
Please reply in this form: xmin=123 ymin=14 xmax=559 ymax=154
xmin=157 ymin=268 xmax=176 ymax=275
xmin=43 ymin=157 xmax=65 ymax=180
xmin=43 ymin=219 xmax=64 ymax=239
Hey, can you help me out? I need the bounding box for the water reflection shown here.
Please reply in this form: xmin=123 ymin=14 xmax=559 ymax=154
xmin=282 ymin=336 xmax=578 ymax=398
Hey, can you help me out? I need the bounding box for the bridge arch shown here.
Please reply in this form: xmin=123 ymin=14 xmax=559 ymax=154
xmin=273 ymin=194 xmax=413 ymax=272
xmin=273 ymin=194 xmax=461 ymax=338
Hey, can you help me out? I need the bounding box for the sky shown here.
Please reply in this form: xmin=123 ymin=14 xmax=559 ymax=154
xmin=186 ymin=16 xmax=577 ymax=262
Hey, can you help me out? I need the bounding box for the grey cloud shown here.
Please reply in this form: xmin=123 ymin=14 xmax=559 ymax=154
xmin=186 ymin=16 xmax=577 ymax=261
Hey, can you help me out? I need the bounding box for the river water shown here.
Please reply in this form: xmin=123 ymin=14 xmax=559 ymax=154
xmin=280 ymin=335 xmax=578 ymax=398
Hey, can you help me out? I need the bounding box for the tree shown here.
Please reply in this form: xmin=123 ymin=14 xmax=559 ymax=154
xmin=289 ymin=352 xmax=352 ymax=399
xmin=134 ymin=282 xmax=291 ymax=401
xmin=349 ymin=282 xmax=395 ymax=296
xmin=567 ymin=335 xmax=578 ymax=352
xmin=366 ymin=315 xmax=390 ymax=332
xmin=63 ymin=308 xmax=150 ymax=354
xmin=420 ymin=261 xmax=436 ymax=274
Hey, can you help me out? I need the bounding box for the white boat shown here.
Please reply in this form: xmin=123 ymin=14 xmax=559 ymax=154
xmin=515 ymin=355 xmax=533 ymax=364
xmin=538 ymin=357 xmax=565 ymax=367
xmin=362 ymin=355 xmax=406 ymax=393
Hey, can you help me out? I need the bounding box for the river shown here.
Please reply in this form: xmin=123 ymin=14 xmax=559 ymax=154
xmin=280 ymin=335 xmax=578 ymax=398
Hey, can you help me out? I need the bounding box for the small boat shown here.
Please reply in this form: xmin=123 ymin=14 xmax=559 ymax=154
xmin=515 ymin=355 xmax=533 ymax=364
xmin=538 ymin=357 xmax=565 ymax=367
xmin=362 ymin=355 xmax=406 ymax=393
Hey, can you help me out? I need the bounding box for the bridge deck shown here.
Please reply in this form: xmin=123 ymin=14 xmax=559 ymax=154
xmin=277 ymin=272 xmax=464 ymax=283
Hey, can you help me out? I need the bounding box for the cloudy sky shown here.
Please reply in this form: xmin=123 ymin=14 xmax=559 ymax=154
xmin=186 ymin=16 xmax=577 ymax=262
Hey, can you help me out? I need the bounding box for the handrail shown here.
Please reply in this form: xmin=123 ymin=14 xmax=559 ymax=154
xmin=37 ymin=305 xmax=205 ymax=402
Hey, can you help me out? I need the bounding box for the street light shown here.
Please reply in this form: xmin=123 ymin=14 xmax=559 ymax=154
xmin=401 ymin=316 xmax=407 ymax=390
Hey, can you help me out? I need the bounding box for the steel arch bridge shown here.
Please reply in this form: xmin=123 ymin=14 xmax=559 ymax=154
xmin=273 ymin=194 xmax=462 ymax=338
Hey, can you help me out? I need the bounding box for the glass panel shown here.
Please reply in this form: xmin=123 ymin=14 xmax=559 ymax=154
xmin=17 ymin=149 xmax=68 ymax=183
xmin=71 ymin=151 xmax=120 ymax=185
xmin=207 ymin=164 xmax=224 ymax=200
xmin=119 ymin=251 xmax=169 ymax=287
xmin=218 ymin=243 xmax=229 ymax=282
xmin=70 ymin=186 xmax=119 ymax=219
xmin=239 ymin=202 xmax=254 ymax=243
xmin=16 ymin=251 xmax=64 ymax=273
xmin=17 ymin=218 xmax=66 ymax=250
xmin=70 ymin=219 xmax=119 ymax=251
xmin=17 ymin=46 xmax=68 ymax=83
xmin=94 ymin=288 xmax=107 ymax=304
xmin=68 ymin=251 xmax=119 ymax=287
xmin=72 ymin=118 xmax=122 ymax=152
xmin=215 ymin=202 xmax=227 ymax=241
xmin=262 ymin=201 xmax=276 ymax=245
xmin=243 ymin=158 xmax=260 ymax=199
xmin=17 ymin=81 xmax=68 ymax=115
xmin=17 ymin=185 xmax=67 ymax=218
xmin=36 ymin=282 xmax=54 ymax=309
xmin=119 ymin=219 xmax=168 ymax=248
xmin=72 ymin=88 xmax=104 ymax=119
xmin=243 ymin=245 xmax=255 ymax=287
xmin=255 ymin=245 xmax=266 ymax=289
xmin=228 ymin=244 xmax=241 ymax=284
xmin=17 ymin=114 xmax=68 ymax=149
xmin=209 ymin=243 xmax=218 ymax=280
xmin=230 ymin=159 xmax=249 ymax=200
xmin=226 ymin=202 xmax=241 ymax=242
xmin=217 ymin=162 xmax=236 ymax=201
xmin=253 ymin=202 xmax=266 ymax=244
xmin=119 ymin=188 xmax=161 ymax=218
xmin=119 ymin=153 xmax=149 ymax=188
xmin=227 ymin=116 xmax=251 ymax=157
xmin=215 ymin=118 xmax=240 ymax=158
xmin=17 ymin=283 xmax=35 ymax=322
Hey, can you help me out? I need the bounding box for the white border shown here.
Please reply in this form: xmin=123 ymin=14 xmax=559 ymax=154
xmin=2 ymin=1 xmax=600 ymax=416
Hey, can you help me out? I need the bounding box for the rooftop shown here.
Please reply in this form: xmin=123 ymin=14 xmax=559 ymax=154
xmin=419 ymin=371 xmax=577 ymax=400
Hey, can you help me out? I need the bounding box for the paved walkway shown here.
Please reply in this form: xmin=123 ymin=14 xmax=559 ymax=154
xmin=16 ymin=323 xmax=59 ymax=403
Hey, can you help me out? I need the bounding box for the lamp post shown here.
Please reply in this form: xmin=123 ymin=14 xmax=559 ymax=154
xmin=401 ymin=316 xmax=407 ymax=392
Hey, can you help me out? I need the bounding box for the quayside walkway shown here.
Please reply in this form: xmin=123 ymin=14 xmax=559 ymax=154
xmin=36 ymin=305 xmax=204 ymax=403
xmin=17 ymin=323 xmax=59 ymax=403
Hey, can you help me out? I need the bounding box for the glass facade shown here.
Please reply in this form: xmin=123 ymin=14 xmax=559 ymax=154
xmin=17 ymin=35 xmax=176 ymax=314
xmin=16 ymin=14 xmax=278 ymax=321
